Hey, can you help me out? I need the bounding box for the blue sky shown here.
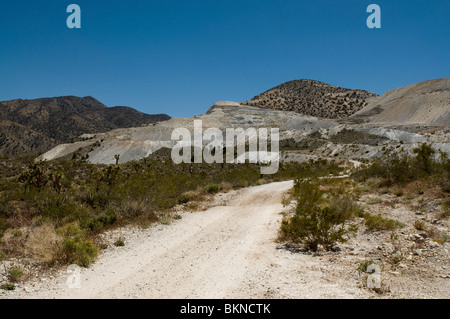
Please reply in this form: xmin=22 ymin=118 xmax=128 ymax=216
xmin=0 ymin=0 xmax=448 ymax=117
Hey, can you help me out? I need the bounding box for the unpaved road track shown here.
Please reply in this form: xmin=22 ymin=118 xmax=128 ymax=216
xmin=8 ymin=180 xmax=370 ymax=299
xmin=15 ymin=181 xmax=295 ymax=298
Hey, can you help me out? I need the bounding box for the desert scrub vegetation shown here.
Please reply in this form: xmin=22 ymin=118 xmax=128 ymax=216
xmin=204 ymin=183 xmax=220 ymax=194
xmin=413 ymin=220 xmax=426 ymax=231
xmin=0 ymin=155 xmax=344 ymax=268
xmin=352 ymin=143 xmax=450 ymax=215
xmin=279 ymin=180 xmax=359 ymax=252
xmin=357 ymin=259 xmax=377 ymax=273
xmin=366 ymin=197 xmax=383 ymax=205
xmin=352 ymin=143 xmax=449 ymax=189
xmin=0 ymin=283 xmax=15 ymax=291
xmin=362 ymin=213 xmax=405 ymax=232
xmin=441 ymin=200 xmax=450 ymax=219
xmin=8 ymin=266 xmax=25 ymax=283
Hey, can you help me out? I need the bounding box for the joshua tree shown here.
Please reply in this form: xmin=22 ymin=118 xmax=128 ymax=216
xmin=114 ymin=154 xmax=120 ymax=165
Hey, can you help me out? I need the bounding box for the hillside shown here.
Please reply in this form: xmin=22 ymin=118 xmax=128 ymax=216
xmin=0 ymin=96 xmax=171 ymax=156
xmin=241 ymin=80 xmax=378 ymax=119
xmin=349 ymin=78 xmax=450 ymax=125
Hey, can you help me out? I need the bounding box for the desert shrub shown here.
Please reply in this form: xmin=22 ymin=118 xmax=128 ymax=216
xmin=61 ymin=238 xmax=98 ymax=267
xmin=177 ymin=190 xmax=203 ymax=204
xmin=97 ymin=165 xmax=121 ymax=186
xmin=353 ymin=143 xmax=449 ymax=189
xmin=279 ymin=180 xmax=358 ymax=251
xmin=357 ymin=259 xmax=376 ymax=272
xmin=0 ymin=283 xmax=15 ymax=291
xmin=367 ymin=197 xmax=383 ymax=205
xmin=119 ymin=199 xmax=150 ymax=218
xmin=8 ymin=266 xmax=24 ymax=283
xmin=430 ymin=231 xmax=450 ymax=245
xmin=441 ymin=200 xmax=450 ymax=218
xmin=114 ymin=238 xmax=125 ymax=247
xmin=412 ymin=143 xmax=435 ymax=175
xmin=81 ymin=189 xmax=110 ymax=209
xmin=0 ymin=216 xmax=6 ymax=239
xmin=363 ymin=213 xmax=404 ymax=232
xmin=413 ymin=220 xmax=426 ymax=231
xmin=220 ymin=181 xmax=233 ymax=192
xmin=328 ymin=194 xmax=363 ymax=217
xmin=18 ymin=163 xmax=48 ymax=190
xmin=57 ymin=223 xmax=98 ymax=267
xmin=159 ymin=216 xmax=172 ymax=225
xmin=1 ymin=228 xmax=28 ymax=256
xmin=25 ymin=223 xmax=62 ymax=264
xmin=83 ymin=209 xmax=117 ymax=232
xmin=204 ymin=184 xmax=220 ymax=194
xmin=391 ymin=187 xmax=404 ymax=197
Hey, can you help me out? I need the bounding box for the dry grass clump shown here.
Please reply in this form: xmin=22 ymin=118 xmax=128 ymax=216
xmin=1 ymin=228 xmax=28 ymax=256
xmin=25 ymin=223 xmax=62 ymax=264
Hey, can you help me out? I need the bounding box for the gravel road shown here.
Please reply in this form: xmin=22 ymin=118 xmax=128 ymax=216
xmin=5 ymin=180 xmax=447 ymax=299
xmin=10 ymin=181 xmax=302 ymax=298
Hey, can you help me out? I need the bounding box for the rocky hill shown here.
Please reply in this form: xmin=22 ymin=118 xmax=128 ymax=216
xmin=0 ymin=96 xmax=170 ymax=156
xmin=241 ymin=80 xmax=378 ymax=119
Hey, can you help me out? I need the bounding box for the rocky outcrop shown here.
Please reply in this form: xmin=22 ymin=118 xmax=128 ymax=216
xmin=242 ymin=80 xmax=377 ymax=119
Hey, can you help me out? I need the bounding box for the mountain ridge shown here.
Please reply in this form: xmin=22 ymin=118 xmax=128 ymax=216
xmin=0 ymin=96 xmax=171 ymax=156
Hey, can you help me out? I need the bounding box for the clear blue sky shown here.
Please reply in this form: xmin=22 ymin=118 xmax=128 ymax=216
xmin=1 ymin=0 xmax=449 ymax=117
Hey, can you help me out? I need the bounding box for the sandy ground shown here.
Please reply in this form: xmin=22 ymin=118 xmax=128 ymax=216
xmin=2 ymin=180 xmax=448 ymax=299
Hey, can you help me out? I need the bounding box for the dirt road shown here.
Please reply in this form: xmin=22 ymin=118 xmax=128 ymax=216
xmin=7 ymin=180 xmax=371 ymax=299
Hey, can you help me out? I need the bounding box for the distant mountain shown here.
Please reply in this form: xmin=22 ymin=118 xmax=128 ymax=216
xmin=0 ymin=96 xmax=170 ymax=156
xmin=349 ymin=78 xmax=450 ymax=125
xmin=241 ymin=80 xmax=378 ymax=119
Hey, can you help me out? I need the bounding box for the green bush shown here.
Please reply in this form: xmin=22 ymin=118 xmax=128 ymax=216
xmin=0 ymin=216 xmax=6 ymax=239
xmin=280 ymin=180 xmax=358 ymax=251
xmin=363 ymin=213 xmax=404 ymax=231
xmin=83 ymin=211 xmax=117 ymax=232
xmin=329 ymin=195 xmax=363 ymax=217
xmin=57 ymin=223 xmax=99 ymax=267
xmin=0 ymin=283 xmax=15 ymax=291
xmin=114 ymin=238 xmax=125 ymax=247
xmin=441 ymin=200 xmax=450 ymax=218
xmin=352 ymin=143 xmax=449 ymax=189
xmin=357 ymin=259 xmax=376 ymax=272
xmin=413 ymin=143 xmax=435 ymax=175
xmin=61 ymin=238 xmax=98 ymax=267
xmin=8 ymin=266 xmax=24 ymax=283
xmin=18 ymin=164 xmax=48 ymax=190
xmin=204 ymin=184 xmax=220 ymax=194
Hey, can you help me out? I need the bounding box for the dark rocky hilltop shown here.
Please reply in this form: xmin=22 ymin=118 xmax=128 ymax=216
xmin=0 ymin=96 xmax=170 ymax=156
xmin=242 ymin=79 xmax=378 ymax=119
